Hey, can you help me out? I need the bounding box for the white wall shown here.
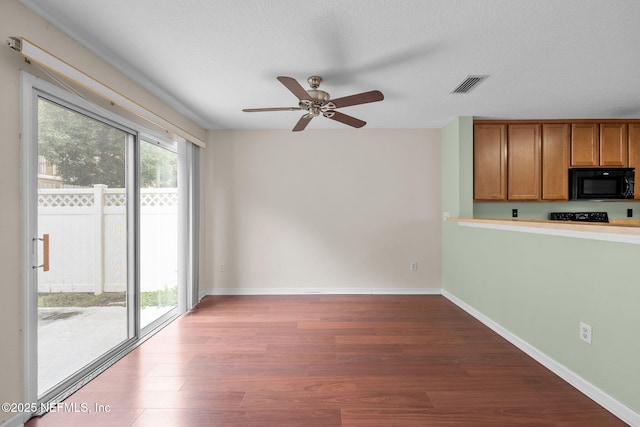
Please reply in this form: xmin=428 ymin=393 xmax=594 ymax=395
xmin=204 ymin=129 xmax=441 ymax=294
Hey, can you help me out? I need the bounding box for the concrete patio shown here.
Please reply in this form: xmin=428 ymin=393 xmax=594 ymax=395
xmin=38 ymin=305 xmax=172 ymax=394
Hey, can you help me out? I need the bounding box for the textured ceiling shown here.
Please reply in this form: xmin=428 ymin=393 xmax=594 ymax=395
xmin=20 ymin=0 xmax=640 ymax=131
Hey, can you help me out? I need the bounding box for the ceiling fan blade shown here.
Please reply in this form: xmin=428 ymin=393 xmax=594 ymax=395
xmin=277 ymin=76 xmax=312 ymax=101
xmin=329 ymin=90 xmax=384 ymax=109
xmin=325 ymin=111 xmax=366 ymax=128
xmin=242 ymin=107 xmax=301 ymax=112
xmin=292 ymin=114 xmax=313 ymax=132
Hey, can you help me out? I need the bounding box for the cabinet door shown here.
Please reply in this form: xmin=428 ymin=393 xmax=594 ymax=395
xmin=571 ymin=123 xmax=599 ymax=166
xmin=629 ymin=123 xmax=640 ymax=200
xmin=542 ymin=124 xmax=570 ymax=200
xmin=474 ymin=124 xmax=507 ymax=200
xmin=600 ymin=123 xmax=628 ymax=166
xmin=508 ymin=124 xmax=541 ymax=200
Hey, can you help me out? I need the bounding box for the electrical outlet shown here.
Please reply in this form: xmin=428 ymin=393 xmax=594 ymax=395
xmin=220 ymin=263 xmax=225 ymax=272
xmin=579 ymin=322 xmax=592 ymax=344
xmin=512 ymin=208 xmax=518 ymax=218
xmin=627 ymin=208 xmax=633 ymax=218
xmin=410 ymin=262 xmax=418 ymax=271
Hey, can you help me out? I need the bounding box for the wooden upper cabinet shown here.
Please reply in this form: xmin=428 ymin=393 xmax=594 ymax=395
xmin=542 ymin=124 xmax=570 ymax=200
xmin=473 ymin=120 xmax=638 ymax=202
xmin=507 ymin=124 xmax=541 ymax=200
xmin=571 ymin=123 xmax=599 ymax=166
xmin=570 ymin=122 xmax=628 ymax=166
xmin=600 ymin=123 xmax=628 ymax=166
xmin=474 ymin=124 xmax=507 ymax=200
xmin=629 ymin=123 xmax=640 ymax=200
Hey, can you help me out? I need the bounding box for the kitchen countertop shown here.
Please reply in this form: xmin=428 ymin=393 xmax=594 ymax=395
xmin=449 ymin=217 xmax=640 ymax=231
xmin=447 ymin=217 xmax=640 ymax=244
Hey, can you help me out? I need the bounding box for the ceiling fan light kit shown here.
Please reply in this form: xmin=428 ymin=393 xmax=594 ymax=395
xmin=242 ymin=75 xmax=384 ymax=132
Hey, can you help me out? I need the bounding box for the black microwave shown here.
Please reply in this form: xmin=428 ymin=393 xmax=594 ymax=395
xmin=569 ymin=168 xmax=635 ymax=200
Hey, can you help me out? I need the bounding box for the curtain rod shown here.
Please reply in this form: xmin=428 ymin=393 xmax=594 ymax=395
xmin=8 ymin=37 xmax=206 ymax=148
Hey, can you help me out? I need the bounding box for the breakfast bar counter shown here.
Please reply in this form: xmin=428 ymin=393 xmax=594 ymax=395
xmin=447 ymin=217 xmax=640 ymax=244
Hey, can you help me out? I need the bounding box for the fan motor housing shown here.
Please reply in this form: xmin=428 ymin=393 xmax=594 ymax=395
xmin=307 ymin=89 xmax=330 ymax=102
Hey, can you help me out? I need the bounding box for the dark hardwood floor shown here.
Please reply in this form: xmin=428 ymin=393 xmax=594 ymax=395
xmin=26 ymin=295 xmax=627 ymax=426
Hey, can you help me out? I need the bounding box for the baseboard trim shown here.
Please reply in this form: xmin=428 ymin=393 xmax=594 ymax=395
xmin=200 ymin=287 xmax=441 ymax=297
xmin=2 ymin=412 xmax=25 ymax=427
xmin=442 ymin=289 xmax=639 ymax=427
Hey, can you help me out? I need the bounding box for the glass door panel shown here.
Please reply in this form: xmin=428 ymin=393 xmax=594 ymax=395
xmin=139 ymin=140 xmax=179 ymax=329
xmin=36 ymin=97 xmax=131 ymax=396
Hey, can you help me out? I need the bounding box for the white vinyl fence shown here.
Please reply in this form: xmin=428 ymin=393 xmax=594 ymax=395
xmin=37 ymin=185 xmax=177 ymax=294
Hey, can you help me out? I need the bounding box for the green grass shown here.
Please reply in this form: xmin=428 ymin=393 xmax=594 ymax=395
xmin=140 ymin=286 xmax=178 ymax=308
xmin=38 ymin=292 xmax=125 ymax=307
xmin=38 ymin=287 xmax=178 ymax=308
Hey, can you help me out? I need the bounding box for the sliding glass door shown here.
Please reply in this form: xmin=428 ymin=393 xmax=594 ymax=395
xmin=23 ymin=73 xmax=194 ymax=407
xmin=36 ymin=97 xmax=133 ymax=396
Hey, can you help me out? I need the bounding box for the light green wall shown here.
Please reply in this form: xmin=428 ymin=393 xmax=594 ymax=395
xmin=440 ymin=117 xmax=473 ymax=218
xmin=441 ymin=117 xmax=640 ymax=414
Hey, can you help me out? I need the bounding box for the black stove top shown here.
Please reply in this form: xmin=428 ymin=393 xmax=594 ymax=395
xmin=548 ymin=212 xmax=609 ymax=223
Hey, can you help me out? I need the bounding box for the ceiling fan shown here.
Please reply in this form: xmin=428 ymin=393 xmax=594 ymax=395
xmin=242 ymin=76 xmax=384 ymax=132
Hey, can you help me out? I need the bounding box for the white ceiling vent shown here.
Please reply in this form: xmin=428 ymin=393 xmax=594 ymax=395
xmin=450 ymin=75 xmax=489 ymax=94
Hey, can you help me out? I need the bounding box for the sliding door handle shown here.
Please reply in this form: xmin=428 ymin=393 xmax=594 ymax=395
xmin=33 ymin=234 xmax=49 ymax=272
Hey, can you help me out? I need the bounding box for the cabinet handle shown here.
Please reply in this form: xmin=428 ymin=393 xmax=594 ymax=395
xmin=33 ymin=234 xmax=49 ymax=272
